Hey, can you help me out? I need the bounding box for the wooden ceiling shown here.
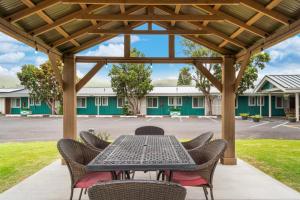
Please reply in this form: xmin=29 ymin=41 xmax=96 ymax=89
xmin=0 ymin=0 xmax=299 ymax=60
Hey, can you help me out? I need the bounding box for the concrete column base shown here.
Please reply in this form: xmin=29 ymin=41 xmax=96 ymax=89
xmin=221 ymin=157 xmax=237 ymax=165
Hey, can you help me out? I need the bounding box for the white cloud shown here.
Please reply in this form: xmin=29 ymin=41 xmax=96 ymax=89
xmin=104 ymin=35 xmax=140 ymax=44
xmin=83 ymin=43 xmax=124 ymax=57
xmin=0 ymin=65 xmax=20 ymax=76
xmin=0 ymin=52 xmax=25 ymax=63
xmin=35 ymin=56 xmax=47 ymax=66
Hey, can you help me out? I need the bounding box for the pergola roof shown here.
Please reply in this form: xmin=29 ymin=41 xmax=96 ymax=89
xmin=0 ymin=0 xmax=299 ymax=59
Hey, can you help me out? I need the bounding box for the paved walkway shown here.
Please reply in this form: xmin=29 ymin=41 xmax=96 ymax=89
xmin=0 ymin=159 xmax=299 ymax=200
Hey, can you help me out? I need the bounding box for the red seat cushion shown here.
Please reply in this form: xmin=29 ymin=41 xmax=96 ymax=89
xmin=75 ymin=172 xmax=112 ymax=188
xmin=167 ymin=171 xmax=208 ymax=186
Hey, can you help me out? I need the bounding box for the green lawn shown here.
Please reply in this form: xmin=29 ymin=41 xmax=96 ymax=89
xmin=237 ymin=139 xmax=300 ymax=192
xmin=0 ymin=142 xmax=58 ymax=193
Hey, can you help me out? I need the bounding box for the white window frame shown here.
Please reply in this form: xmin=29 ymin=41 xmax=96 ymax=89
xmin=275 ymin=96 xmax=283 ymax=109
xmin=257 ymin=96 xmax=264 ymax=106
xmin=248 ymin=96 xmax=256 ymax=106
xmin=95 ymin=97 xmax=101 ymax=106
xmin=34 ymin=99 xmax=41 ymax=106
xmin=101 ymin=97 xmax=108 ymax=106
xmin=29 ymin=98 xmax=34 ymax=106
xmin=77 ymin=97 xmax=87 ymax=108
xmin=117 ymin=97 xmax=125 ymax=108
xmin=192 ymin=96 xmax=204 ymax=108
xmin=147 ymin=97 xmax=158 ymax=108
xmin=11 ymin=98 xmax=21 ymax=108
xmin=168 ymin=97 xmax=182 ymax=106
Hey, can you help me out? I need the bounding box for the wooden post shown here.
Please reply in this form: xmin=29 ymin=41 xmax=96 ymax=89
xmin=221 ymin=55 xmax=237 ymax=165
xmin=63 ymin=54 xmax=77 ymax=139
xmin=269 ymin=93 xmax=272 ymax=118
xmin=259 ymin=96 xmax=262 ymax=116
xmin=169 ymin=35 xmax=175 ymax=58
xmin=124 ymin=35 xmax=130 ymax=57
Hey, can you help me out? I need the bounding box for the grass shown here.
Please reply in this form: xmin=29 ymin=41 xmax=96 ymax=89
xmin=0 ymin=142 xmax=58 ymax=193
xmin=237 ymin=139 xmax=300 ymax=192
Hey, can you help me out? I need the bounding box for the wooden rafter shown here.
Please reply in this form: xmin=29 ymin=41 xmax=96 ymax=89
xmin=194 ymin=62 xmax=222 ymax=92
xmin=5 ymin=0 xmax=60 ymax=22
xmin=48 ymin=53 xmax=64 ymax=88
xmin=171 ymin=5 xmax=181 ymax=26
xmin=78 ymin=14 xmax=223 ymax=21
xmin=202 ymin=4 xmax=221 ymax=26
xmin=62 ymin=0 xmax=241 ymax=5
xmin=52 ymin=5 xmax=146 ymax=48
xmin=89 ymin=29 xmax=210 ymax=35
xmin=155 ymin=6 xmax=247 ymax=49
xmin=76 ymin=56 xmax=224 ymax=64
xmin=219 ymin=0 xmax=283 ymax=48
xmin=194 ymin=5 xmax=268 ymax=38
xmin=120 ymin=4 xmax=128 ymax=26
xmin=234 ymin=52 xmax=251 ymax=92
xmin=30 ymin=4 xmax=107 ymax=36
xmin=76 ymin=61 xmax=105 ymax=91
xmin=20 ymin=0 xmax=80 ymax=47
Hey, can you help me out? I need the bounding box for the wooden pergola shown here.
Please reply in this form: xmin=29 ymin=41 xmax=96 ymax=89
xmin=1 ymin=0 xmax=299 ymax=165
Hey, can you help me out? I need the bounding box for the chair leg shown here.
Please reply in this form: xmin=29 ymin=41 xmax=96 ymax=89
xmin=157 ymin=171 xmax=162 ymax=180
xmin=78 ymin=188 xmax=83 ymax=200
xmin=202 ymin=187 xmax=208 ymax=200
xmin=70 ymin=187 xmax=74 ymax=200
xmin=209 ymin=187 xmax=214 ymax=200
xmin=84 ymin=188 xmax=87 ymax=195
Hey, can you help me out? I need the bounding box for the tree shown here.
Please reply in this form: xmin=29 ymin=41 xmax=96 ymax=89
xmin=182 ymin=38 xmax=270 ymax=115
xmin=177 ymin=67 xmax=192 ymax=86
xmin=109 ymin=48 xmax=153 ymax=115
xmin=17 ymin=61 xmax=63 ymax=114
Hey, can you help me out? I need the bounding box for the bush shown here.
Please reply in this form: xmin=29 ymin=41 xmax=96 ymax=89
xmin=170 ymin=107 xmax=181 ymax=112
xmin=240 ymin=113 xmax=249 ymax=117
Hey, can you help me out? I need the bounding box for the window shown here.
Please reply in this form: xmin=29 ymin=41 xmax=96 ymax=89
xmin=77 ymin=97 xmax=86 ymax=108
xmin=29 ymin=98 xmax=41 ymax=106
xmin=248 ymin=96 xmax=256 ymax=106
xmin=101 ymin=97 xmax=108 ymax=106
xmin=168 ymin=97 xmax=182 ymax=106
xmin=29 ymin=98 xmax=34 ymax=106
xmin=257 ymin=96 xmax=264 ymax=106
xmin=192 ymin=97 xmax=204 ymax=108
xmin=117 ymin=97 xmax=125 ymax=108
xmin=276 ymin=96 xmax=283 ymax=108
xmin=34 ymin=99 xmax=41 ymax=106
xmin=147 ymin=97 xmax=158 ymax=108
xmin=95 ymin=97 xmax=101 ymax=106
xmin=11 ymin=98 xmax=21 ymax=108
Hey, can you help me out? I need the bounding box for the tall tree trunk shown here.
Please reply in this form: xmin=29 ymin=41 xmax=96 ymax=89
xmin=205 ymin=94 xmax=213 ymax=116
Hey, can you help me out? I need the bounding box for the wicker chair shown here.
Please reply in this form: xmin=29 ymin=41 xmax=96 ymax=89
xmin=135 ymin=126 xmax=164 ymax=135
xmin=88 ymin=180 xmax=186 ymax=200
xmin=181 ymin=132 xmax=214 ymax=151
xmin=165 ymin=139 xmax=227 ymax=200
xmin=80 ymin=131 xmax=110 ymax=152
xmin=57 ymin=139 xmax=113 ymax=200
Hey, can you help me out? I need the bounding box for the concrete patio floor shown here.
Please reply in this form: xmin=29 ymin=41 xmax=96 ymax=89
xmin=0 ymin=159 xmax=299 ymax=200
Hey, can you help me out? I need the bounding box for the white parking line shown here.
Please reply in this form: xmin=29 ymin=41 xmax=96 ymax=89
xmin=249 ymin=121 xmax=270 ymax=128
xmin=272 ymin=121 xmax=289 ymax=129
xmin=146 ymin=117 xmax=154 ymax=122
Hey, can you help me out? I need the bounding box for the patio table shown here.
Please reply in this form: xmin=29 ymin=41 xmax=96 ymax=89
xmin=87 ymin=135 xmax=197 ymax=180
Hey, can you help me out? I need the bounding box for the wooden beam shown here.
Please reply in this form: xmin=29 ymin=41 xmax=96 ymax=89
xmin=62 ymin=0 xmax=241 ymax=5
xmin=219 ymin=0 xmax=283 ymax=48
xmin=5 ymin=0 xmax=60 ymax=22
xmin=52 ymin=5 xmax=146 ymax=48
xmin=124 ymin=35 xmax=131 ymax=57
xmin=202 ymin=4 xmax=221 ymax=26
xmin=241 ymin=0 xmax=293 ymax=25
xmin=76 ymin=62 xmax=105 ymax=92
xmin=155 ymin=6 xmax=247 ymax=49
xmin=120 ymin=4 xmax=128 ymax=26
xmin=221 ymin=55 xmax=236 ymax=165
xmin=78 ymin=14 xmax=223 ymax=21
xmin=89 ymin=29 xmax=210 ymax=35
xmin=169 ymin=35 xmax=175 ymax=58
xmin=194 ymin=5 xmax=268 ymax=38
xmin=194 ymin=62 xmax=222 ymax=91
xmin=30 ymin=5 xmax=106 ymax=36
xmin=0 ymin=16 xmax=61 ymax=57
xmin=62 ymin=54 xmax=77 ymax=140
xmin=76 ymin=56 xmax=224 ymax=64
xmin=171 ymin=5 xmax=182 ymax=26
xmin=234 ymin=52 xmax=250 ymax=92
xmin=48 ymin=53 xmax=64 ymax=88
xmin=147 ymin=6 xmax=154 ymax=30
xmin=236 ymin=17 xmax=300 ymax=61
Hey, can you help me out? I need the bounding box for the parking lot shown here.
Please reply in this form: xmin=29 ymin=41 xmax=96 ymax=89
xmin=0 ymin=116 xmax=300 ymax=142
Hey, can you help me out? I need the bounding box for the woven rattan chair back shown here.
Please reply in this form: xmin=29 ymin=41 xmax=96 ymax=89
xmin=80 ymin=131 xmax=110 ymax=152
xmin=135 ymin=126 xmax=164 ymax=135
xmin=183 ymin=131 xmax=214 ymax=151
xmin=88 ymin=180 xmax=186 ymax=200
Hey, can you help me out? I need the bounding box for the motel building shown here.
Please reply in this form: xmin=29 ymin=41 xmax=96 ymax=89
xmin=0 ymin=75 xmax=299 ymax=120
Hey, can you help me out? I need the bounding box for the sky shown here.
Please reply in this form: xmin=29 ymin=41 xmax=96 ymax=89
xmin=0 ymin=23 xmax=299 ymax=88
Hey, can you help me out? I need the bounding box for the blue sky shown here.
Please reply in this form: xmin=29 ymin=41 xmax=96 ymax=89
xmin=0 ymin=23 xmax=299 ymax=87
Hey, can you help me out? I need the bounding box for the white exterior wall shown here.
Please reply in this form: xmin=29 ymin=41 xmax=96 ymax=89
xmin=140 ymin=97 xmax=147 ymax=115
xmin=212 ymin=96 xmax=222 ymax=116
xmin=0 ymin=98 xmax=5 ymax=114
